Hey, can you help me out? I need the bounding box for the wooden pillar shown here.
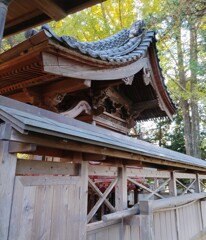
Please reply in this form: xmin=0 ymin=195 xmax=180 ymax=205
xmin=195 ymin=173 xmax=201 ymax=193
xmin=169 ymin=171 xmax=177 ymax=196
xmin=0 ymin=141 xmax=17 ymax=240
xmin=78 ymin=157 xmax=88 ymax=240
xmin=115 ymin=163 xmax=127 ymax=240
xmin=115 ymin=164 xmax=127 ymax=211
xmin=139 ymin=201 xmax=154 ymax=240
xmin=169 ymin=171 xmax=179 ymax=240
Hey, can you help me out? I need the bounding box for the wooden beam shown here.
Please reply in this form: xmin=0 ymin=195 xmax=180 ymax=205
xmin=128 ymin=177 xmax=164 ymax=199
xmin=87 ymin=178 xmax=118 ymax=223
xmin=87 ymin=219 xmax=121 ymax=232
xmin=34 ymin=0 xmax=67 ymax=20
xmin=83 ymin=153 xmax=106 ymax=161
xmin=150 ymin=192 xmax=206 ymax=211
xmin=16 ymin=159 xmax=79 ymax=176
xmin=88 ymin=178 xmax=116 ymax=212
xmin=102 ymin=206 xmax=140 ymax=222
xmin=42 ymin=78 xmax=91 ymax=96
xmin=9 ymin=142 xmax=37 ymax=153
xmin=126 ymin=168 xmax=170 ymax=178
xmin=174 ymin=172 xmax=196 ymax=179
xmin=43 ymin=52 xmax=148 ymax=80
xmin=3 ymin=129 xmax=206 ymax=172
xmin=88 ymin=165 xmax=117 ymax=176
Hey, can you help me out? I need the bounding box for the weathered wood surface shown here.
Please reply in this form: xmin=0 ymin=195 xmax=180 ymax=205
xmin=0 ymin=141 xmax=17 ymax=240
xmin=87 ymin=223 xmax=121 ymax=240
xmin=8 ymin=174 xmax=81 ymax=240
xmin=151 ymin=192 xmax=206 ymax=211
xmin=102 ymin=207 xmax=140 ymax=222
xmin=79 ymin=158 xmax=89 ymax=240
xmin=43 ymin=52 xmax=148 ymax=80
xmin=16 ymin=159 xmax=79 ymax=176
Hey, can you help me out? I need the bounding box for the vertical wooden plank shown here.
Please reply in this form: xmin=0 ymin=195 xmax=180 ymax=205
xmin=160 ymin=212 xmax=167 ymax=240
xmin=108 ymin=224 xmax=121 ymax=240
xmin=87 ymin=233 xmax=96 ymax=240
xmin=95 ymin=229 xmax=109 ymax=240
xmin=153 ymin=213 xmax=161 ymax=240
xmin=78 ymin=155 xmax=89 ymax=240
xmin=165 ymin=211 xmax=172 ymax=240
xmin=8 ymin=177 xmax=24 ymax=240
xmin=67 ymin=183 xmax=80 ymax=239
xmin=200 ymin=201 xmax=206 ymax=229
xmin=139 ymin=200 xmax=154 ymax=240
xmin=130 ymin=224 xmax=140 ymax=240
xmin=170 ymin=210 xmax=178 ymax=240
xmin=0 ymin=141 xmax=17 ymax=240
xmin=197 ymin=201 xmax=203 ymax=234
xmin=18 ymin=186 xmax=36 ymax=240
xmin=31 ymin=185 xmax=53 ymax=240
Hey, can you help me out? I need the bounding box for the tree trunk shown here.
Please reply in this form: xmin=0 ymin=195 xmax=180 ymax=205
xmin=189 ymin=23 xmax=200 ymax=158
xmin=175 ymin=23 xmax=192 ymax=155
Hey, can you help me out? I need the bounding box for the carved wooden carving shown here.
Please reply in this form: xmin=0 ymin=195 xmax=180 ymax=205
xmin=122 ymin=75 xmax=134 ymax=85
xmin=143 ymin=67 xmax=152 ymax=85
xmin=61 ymin=100 xmax=92 ymax=118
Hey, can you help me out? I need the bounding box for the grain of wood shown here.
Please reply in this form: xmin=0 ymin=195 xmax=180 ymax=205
xmin=8 ymin=177 xmax=24 ymax=240
xmin=0 ymin=141 xmax=17 ymax=240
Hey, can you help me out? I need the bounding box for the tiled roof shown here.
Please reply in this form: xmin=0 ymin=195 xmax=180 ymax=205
xmin=27 ymin=20 xmax=155 ymax=64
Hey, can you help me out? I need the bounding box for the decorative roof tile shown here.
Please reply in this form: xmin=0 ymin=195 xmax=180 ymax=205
xmin=36 ymin=20 xmax=155 ymax=64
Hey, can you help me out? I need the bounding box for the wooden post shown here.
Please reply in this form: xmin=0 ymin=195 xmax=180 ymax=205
xmin=115 ymin=163 xmax=127 ymax=240
xmin=139 ymin=201 xmax=154 ymax=240
xmin=169 ymin=171 xmax=177 ymax=196
xmin=195 ymin=173 xmax=201 ymax=193
xmin=115 ymin=164 xmax=127 ymax=211
xmin=168 ymin=172 xmax=179 ymax=240
xmin=0 ymin=141 xmax=17 ymax=240
xmin=78 ymin=156 xmax=88 ymax=240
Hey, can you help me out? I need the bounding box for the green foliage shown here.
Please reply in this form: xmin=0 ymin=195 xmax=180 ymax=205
xmin=1 ymin=32 xmax=25 ymax=52
xmin=50 ymin=0 xmax=137 ymax=41
xmin=1 ymin=0 xmax=205 ymax=158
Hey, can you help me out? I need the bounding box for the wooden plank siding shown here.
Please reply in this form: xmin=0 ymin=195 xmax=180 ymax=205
xmin=8 ymin=175 xmax=81 ymax=240
xmin=87 ymin=223 xmax=140 ymax=240
xmin=0 ymin=141 xmax=17 ymax=240
xmin=152 ymin=200 xmax=203 ymax=240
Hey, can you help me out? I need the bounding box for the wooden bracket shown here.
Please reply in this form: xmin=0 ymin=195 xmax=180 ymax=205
xmin=9 ymin=142 xmax=37 ymax=153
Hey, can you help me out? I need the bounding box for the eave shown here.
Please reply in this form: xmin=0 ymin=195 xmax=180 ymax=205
xmin=0 ymin=21 xmax=176 ymax=122
xmin=0 ymin=96 xmax=204 ymax=172
xmin=3 ymin=0 xmax=105 ymax=37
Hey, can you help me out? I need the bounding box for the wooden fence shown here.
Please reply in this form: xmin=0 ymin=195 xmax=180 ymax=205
xmin=1 ymin=145 xmax=206 ymax=240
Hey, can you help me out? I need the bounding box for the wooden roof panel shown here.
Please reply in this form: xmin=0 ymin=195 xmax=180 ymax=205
xmin=4 ymin=0 xmax=105 ymax=37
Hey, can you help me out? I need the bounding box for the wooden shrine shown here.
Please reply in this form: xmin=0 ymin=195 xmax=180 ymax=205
xmin=1 ymin=1 xmax=206 ymax=240
xmin=0 ymin=21 xmax=175 ymax=133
